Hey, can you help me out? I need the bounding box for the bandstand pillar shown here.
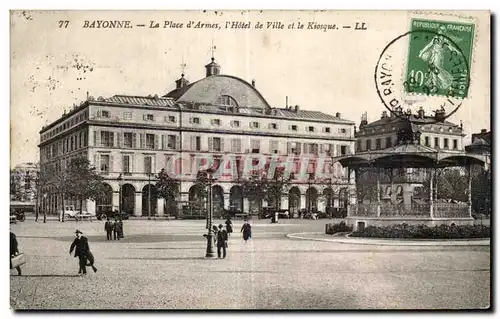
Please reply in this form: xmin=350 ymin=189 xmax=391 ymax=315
xmin=347 ymin=168 xmax=351 ymax=216
xmin=376 ymin=167 xmax=381 ymax=217
xmin=429 ymin=168 xmax=434 ymax=219
xmin=467 ymin=164 xmax=472 ymax=218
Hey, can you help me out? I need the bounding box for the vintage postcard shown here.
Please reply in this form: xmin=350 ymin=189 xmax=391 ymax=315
xmin=9 ymin=10 xmax=491 ymax=310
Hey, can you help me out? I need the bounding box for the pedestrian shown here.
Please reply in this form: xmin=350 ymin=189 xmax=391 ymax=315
xmin=241 ymin=220 xmax=252 ymax=243
xmin=216 ymin=224 xmax=228 ymax=259
xmin=69 ymin=230 xmax=97 ymax=275
xmin=10 ymin=232 xmax=22 ymax=275
xmin=104 ymin=217 xmax=114 ymax=240
xmin=225 ymin=217 xmax=233 ymax=236
xmin=113 ymin=218 xmax=120 ymax=240
xmin=118 ymin=219 xmax=124 ymax=239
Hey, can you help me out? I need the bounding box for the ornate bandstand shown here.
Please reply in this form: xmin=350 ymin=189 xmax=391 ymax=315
xmin=337 ymin=118 xmax=487 ymax=230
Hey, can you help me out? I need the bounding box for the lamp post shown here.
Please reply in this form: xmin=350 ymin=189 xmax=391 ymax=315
xmin=118 ymin=174 xmax=123 ymax=221
xmin=204 ymin=168 xmax=216 ymax=258
xmin=307 ymin=172 xmax=314 ymax=216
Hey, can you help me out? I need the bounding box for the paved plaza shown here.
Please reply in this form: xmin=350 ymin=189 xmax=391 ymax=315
xmin=10 ymin=218 xmax=490 ymax=310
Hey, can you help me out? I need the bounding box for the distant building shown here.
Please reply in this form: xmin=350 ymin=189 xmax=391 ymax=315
xmin=10 ymin=162 xmax=39 ymax=202
xmin=466 ymin=128 xmax=491 ymax=171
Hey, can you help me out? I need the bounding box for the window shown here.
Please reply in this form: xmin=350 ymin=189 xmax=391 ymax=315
xmin=166 ymin=115 xmax=176 ymax=123
xmin=123 ymin=112 xmax=132 ymax=120
xmin=101 ymin=110 xmax=110 ymax=118
xmin=290 ymin=125 xmax=298 ymax=131
xmin=122 ymin=155 xmax=131 ymax=175
xmin=231 ymin=138 xmax=241 ymax=153
xmin=434 ymin=137 xmax=440 ymax=149
xmin=366 ymin=139 xmax=372 ymax=150
xmin=167 ymin=135 xmax=177 ymax=149
xmin=213 ymin=137 xmax=222 ymax=152
xmin=250 ymin=121 xmax=260 ymax=129
xmin=144 ymin=156 xmax=152 ymax=174
xmin=146 ymin=114 xmax=154 ymax=121
xmin=325 ymin=127 xmax=331 ymax=133
xmin=340 ymin=145 xmax=347 ymax=155
xmin=146 ymin=134 xmax=155 ymax=149
xmin=100 ymin=155 xmax=110 ymax=173
xmin=251 ymin=139 xmax=260 ymax=153
xmin=216 ymin=95 xmax=238 ymax=107
xmin=194 ymin=136 xmax=201 ymax=151
xmin=424 ymin=136 xmax=430 ymax=146
xmin=453 ymin=139 xmax=458 ymax=150
xmin=357 ymin=140 xmax=362 ymax=151
xmin=191 ymin=117 xmax=200 ymax=124
xmin=289 ymin=142 xmax=301 ymax=155
xmin=444 ymin=138 xmax=449 ymax=149
xmin=308 ymin=126 xmax=315 ymax=132
xmin=211 ymin=119 xmax=221 ymax=126
xmin=269 ymin=123 xmax=278 ymax=130
xmin=270 ymin=140 xmax=279 ymax=154
xmin=231 ymin=120 xmax=240 ymax=128
xmin=376 ymin=139 xmax=381 ymax=150
xmin=386 ymin=137 xmax=392 ymax=148
xmin=124 ymin=132 xmax=133 ymax=148
xmin=101 ymin=131 xmax=114 ymax=147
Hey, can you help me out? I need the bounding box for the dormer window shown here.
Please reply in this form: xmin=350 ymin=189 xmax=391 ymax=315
xmin=211 ymin=119 xmax=221 ymax=126
xmin=216 ymin=95 xmax=238 ymax=107
xmin=101 ymin=110 xmax=110 ymax=118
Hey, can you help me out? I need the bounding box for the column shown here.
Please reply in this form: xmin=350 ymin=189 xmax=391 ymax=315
xmin=281 ymin=195 xmax=289 ymax=213
xmin=223 ymin=193 xmax=230 ymax=210
xmin=134 ymin=192 xmax=143 ymax=216
xmin=157 ymin=197 xmax=165 ymax=216
xmin=390 ymin=168 xmax=395 ymax=203
xmin=347 ymin=168 xmax=352 ymax=216
xmin=299 ymin=194 xmax=306 ymax=209
xmin=87 ymin=199 xmax=96 ymax=216
xmin=317 ymin=200 xmax=326 ymax=214
xmin=243 ymin=198 xmax=250 ymax=213
xmin=429 ymin=168 xmax=434 ymax=219
xmin=112 ymin=191 xmax=120 ymax=211
xmin=376 ymin=167 xmax=381 ymax=217
xmin=467 ymin=164 xmax=472 ymax=218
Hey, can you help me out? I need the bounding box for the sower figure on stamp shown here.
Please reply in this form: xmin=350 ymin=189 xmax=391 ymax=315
xmin=69 ymin=230 xmax=97 ymax=275
xmin=104 ymin=217 xmax=114 ymax=240
xmin=216 ymin=224 xmax=228 ymax=259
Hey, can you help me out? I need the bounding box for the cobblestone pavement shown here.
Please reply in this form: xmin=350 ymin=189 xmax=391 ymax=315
xmin=10 ymin=219 xmax=490 ymax=310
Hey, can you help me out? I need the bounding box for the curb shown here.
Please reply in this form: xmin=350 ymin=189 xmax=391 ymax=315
xmin=286 ymin=232 xmax=491 ymax=246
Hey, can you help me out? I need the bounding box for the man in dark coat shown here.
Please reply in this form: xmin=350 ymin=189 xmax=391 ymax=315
xmin=69 ymin=230 xmax=97 ymax=275
xmin=225 ymin=218 xmax=233 ymax=236
xmin=10 ymin=232 xmax=22 ymax=275
xmin=104 ymin=217 xmax=114 ymax=240
xmin=113 ymin=219 xmax=120 ymax=240
xmin=216 ymin=224 xmax=228 ymax=259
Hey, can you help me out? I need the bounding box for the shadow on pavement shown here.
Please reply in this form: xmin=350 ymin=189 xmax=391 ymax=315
xmin=13 ymin=274 xmax=81 ymax=278
xmin=109 ymin=257 xmax=208 ymax=261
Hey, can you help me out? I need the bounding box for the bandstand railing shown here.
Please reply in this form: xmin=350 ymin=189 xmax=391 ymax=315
xmin=433 ymin=203 xmax=470 ymax=218
xmin=379 ymin=203 xmax=430 ymax=218
xmin=350 ymin=203 xmax=378 ymax=217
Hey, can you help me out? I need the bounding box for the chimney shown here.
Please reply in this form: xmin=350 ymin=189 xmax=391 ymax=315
xmin=381 ymin=111 xmax=388 ymax=119
xmin=418 ymin=106 xmax=425 ymax=119
xmin=286 ymin=96 xmax=288 ymax=108
xmin=335 ymin=112 xmax=341 ymax=118
xmin=294 ymin=105 xmax=300 ymax=112
xmin=481 ymin=129 xmax=487 ymax=133
xmin=360 ymin=112 xmax=368 ymax=127
xmin=251 ymin=79 xmax=256 ymax=87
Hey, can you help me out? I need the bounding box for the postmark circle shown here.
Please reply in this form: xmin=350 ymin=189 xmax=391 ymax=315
xmin=374 ymin=29 xmax=471 ymax=123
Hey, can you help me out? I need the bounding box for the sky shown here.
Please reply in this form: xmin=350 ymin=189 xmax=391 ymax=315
xmin=9 ymin=10 xmax=491 ymax=168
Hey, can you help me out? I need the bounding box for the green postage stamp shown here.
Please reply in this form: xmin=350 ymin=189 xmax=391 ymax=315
xmin=405 ymin=19 xmax=475 ymax=99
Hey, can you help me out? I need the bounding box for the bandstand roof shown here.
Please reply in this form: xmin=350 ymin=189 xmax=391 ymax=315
xmin=337 ymin=143 xmax=487 ymax=169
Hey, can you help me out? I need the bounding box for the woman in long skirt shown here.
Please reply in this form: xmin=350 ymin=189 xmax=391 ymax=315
xmin=241 ymin=220 xmax=252 ymax=243
xmin=225 ymin=217 xmax=233 ymax=236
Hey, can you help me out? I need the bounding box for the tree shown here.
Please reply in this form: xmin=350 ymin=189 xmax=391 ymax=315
xmin=436 ymin=169 xmax=468 ymax=202
xmin=156 ymin=168 xmax=180 ymax=215
xmin=10 ymin=169 xmax=24 ymax=201
xmin=471 ymin=166 xmax=491 ymax=216
xmin=239 ymin=171 xmax=267 ymax=215
xmin=65 ymin=157 xmax=107 ymax=216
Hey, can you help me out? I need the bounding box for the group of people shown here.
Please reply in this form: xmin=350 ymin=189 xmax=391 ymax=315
xmin=208 ymin=218 xmax=253 ymax=259
xmin=104 ymin=217 xmax=124 ymax=240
